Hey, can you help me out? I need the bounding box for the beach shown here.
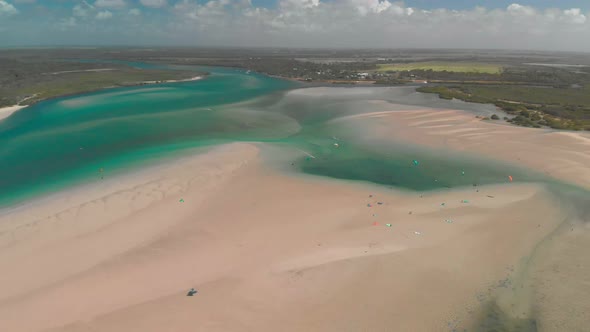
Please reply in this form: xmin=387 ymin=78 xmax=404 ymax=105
xmin=0 ymin=142 xmax=571 ymax=332
xmin=0 ymin=83 xmax=588 ymax=331
xmin=337 ymin=107 xmax=590 ymax=189
xmin=0 ymin=105 xmax=27 ymax=121
xmin=139 ymin=75 xmax=204 ymax=84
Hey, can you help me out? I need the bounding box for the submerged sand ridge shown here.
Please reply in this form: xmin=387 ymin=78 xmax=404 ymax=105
xmin=0 ymin=143 xmax=574 ymax=331
xmin=317 ymin=94 xmax=590 ymax=330
xmin=339 ymin=107 xmax=590 ymax=190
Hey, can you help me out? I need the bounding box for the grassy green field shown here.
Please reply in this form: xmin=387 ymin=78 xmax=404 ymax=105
xmin=376 ymin=62 xmax=503 ymax=74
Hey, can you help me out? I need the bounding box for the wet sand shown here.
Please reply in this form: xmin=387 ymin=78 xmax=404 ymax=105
xmin=0 ymin=105 xmax=27 ymax=121
xmin=335 ymin=107 xmax=590 ymax=190
xmin=331 ymin=103 xmax=590 ymax=330
xmin=0 ymin=142 xmax=573 ymax=331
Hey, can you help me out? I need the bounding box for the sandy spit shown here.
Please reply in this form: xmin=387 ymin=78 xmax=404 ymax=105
xmin=336 ymin=108 xmax=590 ymax=190
xmin=139 ymin=76 xmax=204 ymax=84
xmin=0 ymin=105 xmax=27 ymax=121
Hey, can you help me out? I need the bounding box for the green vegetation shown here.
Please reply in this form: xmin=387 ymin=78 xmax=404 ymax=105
xmin=171 ymin=57 xmax=373 ymax=82
xmin=466 ymin=85 xmax=590 ymax=106
xmin=376 ymin=61 xmax=503 ymax=74
xmin=417 ymin=85 xmax=590 ymax=131
xmin=491 ymin=114 xmax=500 ymax=120
xmin=12 ymin=69 xmax=201 ymax=106
xmin=0 ymin=54 xmax=203 ymax=107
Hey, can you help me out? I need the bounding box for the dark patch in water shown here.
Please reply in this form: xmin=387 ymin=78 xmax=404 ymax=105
xmin=474 ymin=302 xmax=537 ymax=332
xmin=299 ymin=142 xmax=545 ymax=191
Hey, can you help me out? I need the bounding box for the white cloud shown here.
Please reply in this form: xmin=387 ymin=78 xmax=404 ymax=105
xmin=280 ymin=0 xmax=320 ymax=10
xmin=57 ymin=17 xmax=77 ymax=30
xmin=73 ymin=4 xmax=88 ymax=17
xmin=128 ymin=8 xmax=140 ymax=16
xmin=96 ymin=10 xmax=113 ymax=19
xmin=174 ymin=0 xmax=243 ymax=23
xmin=139 ymin=0 xmax=167 ymax=8
xmin=0 ymin=0 xmax=18 ymax=16
xmin=94 ymin=0 xmax=125 ymax=9
xmin=3 ymin=1 xmax=590 ymax=52
xmin=83 ymin=0 xmax=95 ymax=9
xmin=166 ymin=2 xmax=590 ymax=52
xmin=563 ymin=8 xmax=586 ymax=24
xmin=351 ymin=0 xmax=391 ymax=16
xmin=507 ymin=3 xmax=536 ymax=16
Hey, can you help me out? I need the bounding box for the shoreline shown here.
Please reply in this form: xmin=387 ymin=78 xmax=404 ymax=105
xmin=1 ymin=74 xmax=208 ymax=113
xmin=0 ymin=104 xmax=28 ymax=121
xmin=0 ymin=142 xmax=571 ymax=331
xmin=137 ymin=75 xmax=204 ymax=85
xmin=343 ymin=108 xmax=590 ymax=190
xmin=1 ymin=82 xmax=589 ymax=330
xmin=213 ymin=64 xmax=588 ymax=131
xmin=0 ymin=143 xmax=218 ymax=217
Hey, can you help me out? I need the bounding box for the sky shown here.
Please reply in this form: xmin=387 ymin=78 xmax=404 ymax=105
xmin=0 ymin=0 xmax=589 ymax=52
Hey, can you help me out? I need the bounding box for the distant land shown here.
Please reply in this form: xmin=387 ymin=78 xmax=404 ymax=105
xmin=0 ymin=47 xmax=588 ymax=130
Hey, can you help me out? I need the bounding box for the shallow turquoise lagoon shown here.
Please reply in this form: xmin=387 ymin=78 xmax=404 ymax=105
xmin=0 ymin=65 xmax=559 ymax=205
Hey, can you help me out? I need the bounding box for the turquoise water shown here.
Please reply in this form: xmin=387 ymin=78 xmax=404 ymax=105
xmin=0 ymin=64 xmax=561 ymax=206
xmin=0 ymin=67 xmax=295 ymax=205
xmin=1 ymin=61 xmax=589 ymax=330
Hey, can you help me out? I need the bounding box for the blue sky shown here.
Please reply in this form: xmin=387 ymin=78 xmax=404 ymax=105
xmin=1 ymin=0 xmax=589 ymax=51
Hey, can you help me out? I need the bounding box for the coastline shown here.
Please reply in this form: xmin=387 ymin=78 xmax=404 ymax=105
xmin=0 ymin=74 xmax=207 ymax=113
xmin=0 ymin=142 xmax=571 ymax=331
xmin=137 ymin=75 xmax=204 ymax=84
xmin=227 ymin=65 xmax=588 ymax=131
xmin=1 ymin=78 xmax=589 ymax=331
xmin=0 ymin=104 xmax=27 ymax=121
xmin=336 ymin=107 xmax=590 ymax=189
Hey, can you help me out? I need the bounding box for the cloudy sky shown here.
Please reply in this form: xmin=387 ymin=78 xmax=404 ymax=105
xmin=1 ymin=0 xmax=589 ymax=51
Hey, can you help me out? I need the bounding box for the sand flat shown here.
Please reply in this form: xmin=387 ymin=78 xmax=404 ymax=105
xmin=1 ymin=87 xmax=588 ymax=332
xmin=0 ymin=142 xmax=569 ymax=332
xmin=342 ymin=109 xmax=590 ymax=190
xmin=2 ymin=85 xmax=589 ymax=331
xmin=0 ymin=105 xmax=27 ymax=121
